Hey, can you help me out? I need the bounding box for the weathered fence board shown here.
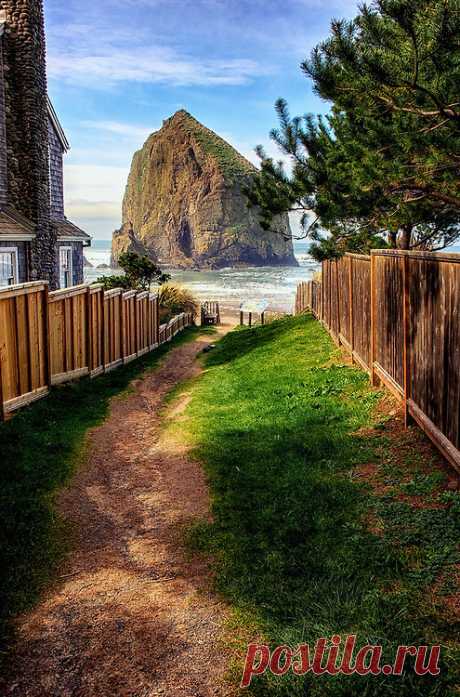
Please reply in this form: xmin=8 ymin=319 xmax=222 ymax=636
xmin=0 ymin=282 xmax=193 ymax=418
xmin=88 ymin=286 xmax=104 ymax=377
xmin=350 ymin=255 xmax=371 ymax=373
xmin=337 ymin=257 xmax=351 ymax=350
xmin=0 ymin=282 xmax=49 ymax=415
xmin=104 ymin=289 xmax=123 ymax=372
xmin=373 ymin=253 xmax=404 ymax=392
xmin=122 ymin=290 xmax=137 ymax=364
xmin=407 ymin=253 xmax=460 ymax=455
xmin=136 ymin=292 xmax=150 ymax=357
xmin=295 ymin=250 xmax=460 ymax=472
xmin=49 ymin=285 xmax=89 ymax=385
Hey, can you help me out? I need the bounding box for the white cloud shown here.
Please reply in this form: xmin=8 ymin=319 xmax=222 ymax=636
xmin=64 ymin=164 xmax=128 ymax=204
xmin=63 ymin=164 xmax=130 ymax=238
xmin=81 ymin=120 xmax=155 ymax=142
xmin=65 ymin=199 xmax=122 ymax=220
xmin=49 ymin=48 xmax=264 ymax=88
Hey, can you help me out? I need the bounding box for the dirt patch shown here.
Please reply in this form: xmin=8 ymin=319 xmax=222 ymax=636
xmin=354 ymin=395 xmax=459 ymax=498
xmin=2 ymin=325 xmax=237 ymax=697
xmin=167 ymin=392 xmax=193 ymax=419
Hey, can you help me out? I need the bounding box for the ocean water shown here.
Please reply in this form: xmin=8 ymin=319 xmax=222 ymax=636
xmin=84 ymin=240 xmax=319 ymax=313
xmin=85 ymin=240 xmax=460 ymax=314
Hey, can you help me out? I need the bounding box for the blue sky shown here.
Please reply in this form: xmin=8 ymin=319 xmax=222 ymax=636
xmin=45 ymin=0 xmax=361 ymax=239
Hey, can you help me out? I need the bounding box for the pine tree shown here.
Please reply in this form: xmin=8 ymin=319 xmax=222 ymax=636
xmin=249 ymin=0 xmax=460 ymax=258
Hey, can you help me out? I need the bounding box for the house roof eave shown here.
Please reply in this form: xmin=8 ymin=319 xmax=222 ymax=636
xmin=54 ymin=217 xmax=92 ymax=243
xmin=0 ymin=207 xmax=36 ymax=239
xmin=47 ymin=97 xmax=70 ymax=152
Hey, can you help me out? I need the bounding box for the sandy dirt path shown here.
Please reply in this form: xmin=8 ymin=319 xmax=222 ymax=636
xmin=2 ymin=323 xmax=237 ymax=697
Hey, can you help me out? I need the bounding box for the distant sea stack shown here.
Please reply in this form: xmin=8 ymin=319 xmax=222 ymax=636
xmin=111 ymin=110 xmax=297 ymax=269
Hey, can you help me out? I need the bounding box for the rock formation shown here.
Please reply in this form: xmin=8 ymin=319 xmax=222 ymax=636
xmin=112 ymin=110 xmax=297 ymax=269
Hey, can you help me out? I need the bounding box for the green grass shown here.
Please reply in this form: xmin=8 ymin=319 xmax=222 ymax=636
xmin=0 ymin=326 xmax=205 ymax=660
xmin=171 ymin=315 xmax=459 ymax=696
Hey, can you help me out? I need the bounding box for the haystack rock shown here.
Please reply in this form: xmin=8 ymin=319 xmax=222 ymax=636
xmin=111 ymin=110 xmax=297 ymax=269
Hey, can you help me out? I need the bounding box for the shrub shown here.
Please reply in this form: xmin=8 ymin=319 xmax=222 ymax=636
xmin=95 ymin=252 xmax=170 ymax=291
xmin=158 ymin=283 xmax=199 ymax=321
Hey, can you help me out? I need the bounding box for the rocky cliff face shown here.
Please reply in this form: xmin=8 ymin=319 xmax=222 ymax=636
xmin=111 ymin=110 xmax=297 ymax=269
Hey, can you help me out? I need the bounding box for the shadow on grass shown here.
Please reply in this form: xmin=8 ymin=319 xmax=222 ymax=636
xmin=0 ymin=326 xmax=204 ymax=659
xmin=183 ymin=316 xmax=457 ymax=697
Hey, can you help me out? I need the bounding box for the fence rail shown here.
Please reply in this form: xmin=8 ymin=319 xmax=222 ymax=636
xmin=295 ymin=250 xmax=460 ymax=473
xmin=0 ymin=281 xmax=194 ymax=419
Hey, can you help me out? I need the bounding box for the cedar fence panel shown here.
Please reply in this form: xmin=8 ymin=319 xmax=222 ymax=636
xmin=295 ymin=250 xmax=460 ymax=472
xmin=294 ymin=280 xmax=322 ymax=319
xmin=321 ymin=265 xmax=330 ymax=327
xmin=295 ymin=281 xmax=309 ymax=316
xmin=49 ymin=285 xmax=89 ymax=385
xmin=88 ymin=285 xmax=104 ymax=377
xmin=311 ymin=280 xmax=322 ymax=319
xmin=122 ymin=290 xmax=137 ymax=364
xmin=406 ymin=252 xmax=460 ymax=455
xmin=148 ymin=293 xmax=159 ymax=349
xmin=350 ymin=255 xmax=371 ymax=372
xmin=372 ymin=253 xmax=404 ymax=396
xmin=136 ymin=292 xmax=150 ymax=357
xmin=337 ymin=257 xmax=351 ymax=350
xmin=0 ymin=282 xmax=49 ymax=416
xmin=104 ymin=289 xmax=123 ymax=371
xmin=0 ymin=282 xmax=194 ymax=418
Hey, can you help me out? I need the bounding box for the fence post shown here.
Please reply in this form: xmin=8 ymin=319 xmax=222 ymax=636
xmin=348 ymin=255 xmax=354 ymax=361
xmin=370 ymin=253 xmax=377 ymax=386
xmin=43 ymin=282 xmax=52 ymax=390
xmin=155 ymin=295 xmax=159 ymax=345
xmin=86 ymin=286 xmax=93 ymax=374
xmin=120 ymin=292 xmax=125 ymax=362
xmin=402 ymin=254 xmax=411 ymax=428
xmin=102 ymin=289 xmax=107 ymax=371
xmin=134 ymin=293 xmax=139 ymax=356
xmin=321 ymin=262 xmax=325 ymax=323
xmin=0 ymin=323 xmax=5 ymax=421
xmin=335 ymin=259 xmax=341 ymax=341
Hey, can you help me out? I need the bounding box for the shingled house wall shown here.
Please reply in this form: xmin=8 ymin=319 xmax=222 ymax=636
xmin=0 ymin=0 xmax=57 ymax=287
xmin=48 ymin=118 xmax=65 ymax=222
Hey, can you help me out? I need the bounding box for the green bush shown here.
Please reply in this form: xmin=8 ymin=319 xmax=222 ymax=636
xmin=95 ymin=252 xmax=170 ymax=291
xmin=158 ymin=283 xmax=199 ymax=320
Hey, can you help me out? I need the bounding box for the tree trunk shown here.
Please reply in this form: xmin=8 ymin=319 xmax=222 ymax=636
xmin=398 ymin=224 xmax=413 ymax=250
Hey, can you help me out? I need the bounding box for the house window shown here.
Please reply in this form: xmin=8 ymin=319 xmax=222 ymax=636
xmin=59 ymin=246 xmax=73 ymax=288
xmin=0 ymin=247 xmax=19 ymax=287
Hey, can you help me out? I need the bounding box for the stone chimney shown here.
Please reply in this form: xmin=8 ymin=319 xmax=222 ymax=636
xmin=0 ymin=0 xmax=57 ymax=287
xmin=0 ymin=12 xmax=8 ymax=207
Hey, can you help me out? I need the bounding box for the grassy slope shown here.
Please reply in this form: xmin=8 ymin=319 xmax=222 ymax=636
xmin=171 ymin=315 xmax=459 ymax=696
xmin=0 ymin=326 xmax=208 ymax=659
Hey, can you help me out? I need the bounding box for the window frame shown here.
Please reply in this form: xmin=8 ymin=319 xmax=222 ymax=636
xmin=0 ymin=246 xmax=19 ymax=287
xmin=59 ymin=245 xmax=73 ymax=289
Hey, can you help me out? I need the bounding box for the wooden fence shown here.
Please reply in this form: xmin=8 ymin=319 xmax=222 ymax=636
xmin=295 ymin=250 xmax=460 ymax=472
xmin=0 ymin=281 xmax=194 ymax=419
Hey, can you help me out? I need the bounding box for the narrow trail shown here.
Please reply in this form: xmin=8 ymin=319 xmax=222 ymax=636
xmin=3 ymin=324 xmax=236 ymax=697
